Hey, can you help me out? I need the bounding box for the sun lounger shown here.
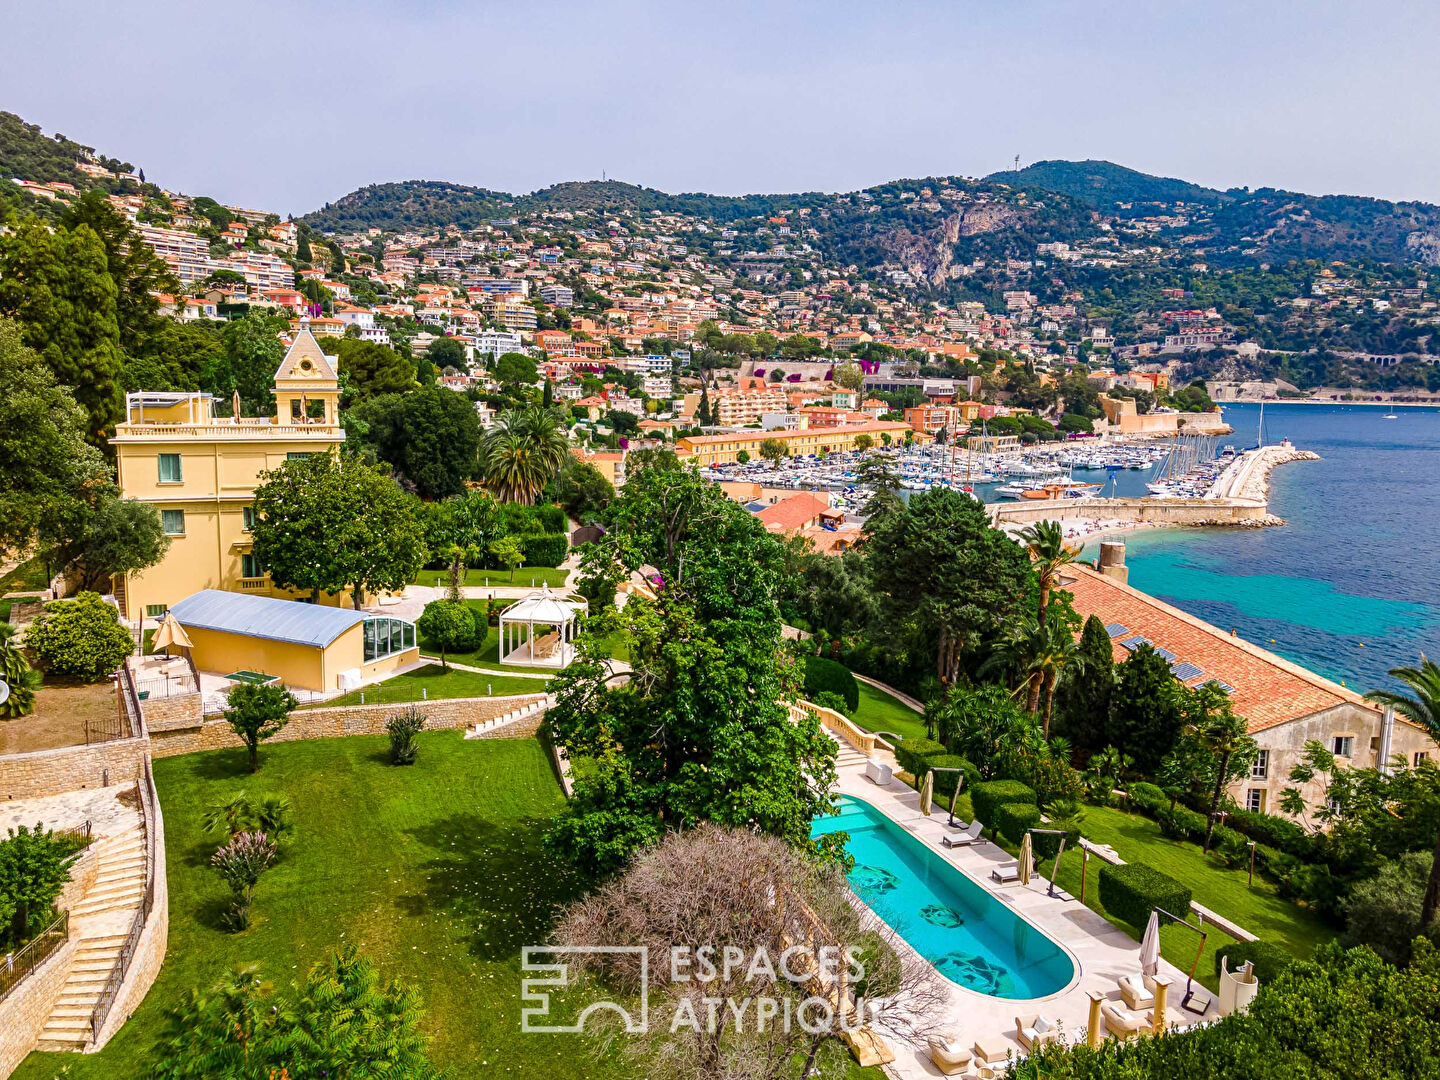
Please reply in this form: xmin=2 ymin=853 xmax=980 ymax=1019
xmin=928 ymin=1032 xmax=973 ymax=1075
xmin=941 ymin=821 xmax=984 ymax=847
xmin=1118 ymin=973 xmax=1154 ymax=1010
xmin=990 ymin=861 xmax=1020 ymax=883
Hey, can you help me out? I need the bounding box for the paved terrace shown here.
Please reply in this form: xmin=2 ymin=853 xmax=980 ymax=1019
xmin=830 ymin=763 xmax=1218 ymax=1077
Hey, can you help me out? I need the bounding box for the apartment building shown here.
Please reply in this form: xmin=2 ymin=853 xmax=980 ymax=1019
xmin=539 ymin=284 xmax=575 ymax=308
xmin=676 ymin=420 xmax=925 ymax=465
xmin=709 ymin=387 xmax=790 ymax=426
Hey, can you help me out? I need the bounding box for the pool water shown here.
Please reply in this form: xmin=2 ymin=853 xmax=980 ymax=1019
xmin=812 ymin=795 xmax=1075 ymax=999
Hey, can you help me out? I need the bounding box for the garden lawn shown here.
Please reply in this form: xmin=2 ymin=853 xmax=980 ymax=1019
xmin=990 ymin=802 xmax=1334 ymax=990
xmin=847 ymin=680 xmax=927 ymax=743
xmin=0 ymin=555 xmax=49 ymax=622
xmin=16 ymin=735 xmax=885 ymax=1080
xmin=414 ymin=566 xmax=570 ymax=589
xmin=321 ymin=664 xmax=549 ymax=706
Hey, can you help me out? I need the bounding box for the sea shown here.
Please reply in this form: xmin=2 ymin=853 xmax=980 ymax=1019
xmin=1081 ymin=403 xmax=1440 ymax=693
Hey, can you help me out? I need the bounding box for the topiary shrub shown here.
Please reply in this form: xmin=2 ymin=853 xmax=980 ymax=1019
xmin=1099 ymin=862 xmax=1192 ymax=928
xmin=894 ymin=738 xmax=946 ymax=778
xmin=1213 ymin=940 xmax=1293 ymax=983
xmin=922 ymin=754 xmax=981 ymax=797
xmin=469 ymin=602 xmax=488 ymax=647
xmin=803 ymin=656 xmax=859 ymax=712
xmin=1125 ymin=781 xmax=1167 ymax=814
xmin=995 ymin=802 xmax=1042 ymax=846
xmin=520 ymin=533 xmax=568 ymax=568
xmin=812 ymin=691 xmax=848 ymax=714
xmin=971 ymin=779 xmax=1036 ymax=827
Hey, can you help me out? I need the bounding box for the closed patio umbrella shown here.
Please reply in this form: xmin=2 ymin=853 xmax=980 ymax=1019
xmin=1139 ymin=910 xmax=1162 ymax=980
xmin=918 ymin=770 xmax=934 ymax=816
xmin=1018 ymin=832 xmax=1033 ymax=886
xmin=152 ymin=612 xmax=193 ymax=657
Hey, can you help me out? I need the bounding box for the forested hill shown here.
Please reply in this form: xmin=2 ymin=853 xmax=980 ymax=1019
xmin=0 ymin=110 xmax=135 ymax=187
xmin=985 ymin=159 xmax=1227 ymax=207
xmin=300 ymin=178 xmax=823 ymax=232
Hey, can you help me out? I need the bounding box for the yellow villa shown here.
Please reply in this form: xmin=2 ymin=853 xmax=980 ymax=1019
xmin=110 ymin=323 xmax=347 ymax=619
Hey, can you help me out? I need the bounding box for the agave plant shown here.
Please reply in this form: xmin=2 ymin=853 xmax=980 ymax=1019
xmin=0 ymin=623 xmax=40 ymax=719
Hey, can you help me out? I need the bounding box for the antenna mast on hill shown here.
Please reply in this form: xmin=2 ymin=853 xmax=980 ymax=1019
xmin=1014 ymin=154 xmax=1021 ymax=172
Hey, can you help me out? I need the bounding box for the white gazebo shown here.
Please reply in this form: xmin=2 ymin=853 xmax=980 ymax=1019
xmin=498 ymin=585 xmax=588 ymax=668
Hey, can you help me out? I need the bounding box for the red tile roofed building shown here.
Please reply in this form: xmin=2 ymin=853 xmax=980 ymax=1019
xmin=755 ymin=492 xmax=831 ymax=533
xmin=1062 ymin=563 xmax=1437 ymax=815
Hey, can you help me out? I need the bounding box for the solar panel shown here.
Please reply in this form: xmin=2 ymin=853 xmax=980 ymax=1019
xmin=1152 ymin=646 xmax=1177 ymax=662
xmin=1202 ymin=679 xmax=1236 ymax=695
xmin=1171 ymin=662 xmax=1205 ymax=682
xmin=1119 ymin=635 xmax=1151 ymax=651
xmin=1104 ymin=622 xmax=1129 ymax=638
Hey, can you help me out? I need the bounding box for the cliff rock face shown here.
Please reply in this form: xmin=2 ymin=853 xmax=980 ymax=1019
xmin=1405 ymin=229 xmax=1440 ymax=266
xmin=884 ymin=204 xmax=1033 ymax=286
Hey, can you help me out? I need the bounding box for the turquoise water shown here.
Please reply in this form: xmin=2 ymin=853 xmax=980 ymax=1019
xmin=1089 ymin=403 xmax=1440 ymax=691
xmin=811 ymin=795 xmax=1074 ymax=998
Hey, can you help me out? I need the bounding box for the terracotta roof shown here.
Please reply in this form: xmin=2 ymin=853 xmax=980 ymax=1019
xmin=1062 ymin=565 xmax=1376 ymax=733
xmin=755 ymin=492 xmax=830 ymax=532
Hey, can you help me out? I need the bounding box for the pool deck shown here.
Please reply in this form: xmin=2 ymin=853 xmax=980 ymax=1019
xmin=832 ymin=765 xmax=1219 ymax=1077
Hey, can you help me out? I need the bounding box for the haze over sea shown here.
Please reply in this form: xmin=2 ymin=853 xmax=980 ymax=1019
xmin=1095 ymin=402 xmax=1440 ymax=692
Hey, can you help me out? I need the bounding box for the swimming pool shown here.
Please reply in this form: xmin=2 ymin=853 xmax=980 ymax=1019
xmin=812 ymin=795 xmax=1076 ymax=999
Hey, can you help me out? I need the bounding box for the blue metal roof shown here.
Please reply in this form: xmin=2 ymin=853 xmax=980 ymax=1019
xmin=169 ymin=589 xmax=370 ymax=648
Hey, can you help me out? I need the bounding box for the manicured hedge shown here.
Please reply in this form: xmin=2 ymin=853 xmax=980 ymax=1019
xmin=1155 ymin=804 xmax=1207 ymax=841
xmin=922 ymin=754 xmax=981 ymax=797
xmin=535 ymin=503 xmax=567 ymax=532
xmin=995 ymin=802 xmax=1042 ymax=846
xmin=1224 ymin=809 xmax=1314 ymax=858
xmin=469 ymin=603 xmax=488 ymax=646
xmin=1213 ymin=940 xmax=1294 ymax=983
xmin=1125 ymin=781 xmax=1167 ymax=813
xmin=521 ymin=533 xmax=569 ymax=568
xmin=1098 ymin=862 xmax=1192 ymax=928
xmin=803 ymin=656 xmax=859 ymax=712
xmin=971 ymin=780 xmax=1036 ymax=827
xmin=894 ymin=738 xmax=946 ymax=778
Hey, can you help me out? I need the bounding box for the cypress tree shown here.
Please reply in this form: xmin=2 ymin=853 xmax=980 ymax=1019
xmin=1055 ymin=614 xmax=1115 ymax=751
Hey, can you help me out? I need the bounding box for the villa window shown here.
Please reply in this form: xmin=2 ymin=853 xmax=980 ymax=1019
xmin=287 ymin=451 xmax=314 ymax=461
xmin=363 ymin=617 xmax=415 ymax=663
xmin=161 ymin=509 xmax=186 ymax=536
xmin=242 ymin=506 xmax=256 ymax=531
xmin=1251 ymin=750 xmax=1269 ymax=780
xmin=145 ymin=604 xmax=168 ymax=618
xmin=1245 ymin=788 xmax=1265 ymax=813
xmin=241 ymin=553 xmax=261 ymax=579
xmin=1417 ymin=751 xmax=1430 ymax=767
xmin=1331 ymin=735 xmax=1354 ymax=758
xmin=157 ymin=453 xmax=183 ymax=483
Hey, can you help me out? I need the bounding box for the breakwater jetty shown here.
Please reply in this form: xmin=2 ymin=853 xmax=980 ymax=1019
xmin=990 ymin=444 xmax=1320 ymax=532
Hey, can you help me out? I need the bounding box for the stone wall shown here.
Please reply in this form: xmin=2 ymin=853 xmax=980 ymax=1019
xmin=471 ymin=714 xmax=544 ymax=739
xmin=0 ymin=737 xmax=150 ymax=803
xmin=0 ymin=938 xmax=78 ymax=1077
xmin=992 ymin=496 xmax=1272 ymax=528
xmin=55 ymin=844 xmax=100 ymax=915
xmin=140 ymin=691 xmax=204 ymax=732
xmin=150 ymin=694 xmax=546 ymax=758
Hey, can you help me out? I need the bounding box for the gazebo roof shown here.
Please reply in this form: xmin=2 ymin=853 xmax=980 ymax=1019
xmin=500 ymin=584 xmax=584 ymax=624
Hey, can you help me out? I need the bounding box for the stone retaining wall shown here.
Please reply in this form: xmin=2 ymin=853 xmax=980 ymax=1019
xmin=0 ymin=737 xmax=150 ymax=803
xmin=149 ymin=694 xmax=545 ymax=758
xmin=0 ymin=938 xmax=78 ymax=1077
xmin=992 ymin=496 xmax=1271 ymax=528
xmin=140 ymin=692 xmax=204 ymax=732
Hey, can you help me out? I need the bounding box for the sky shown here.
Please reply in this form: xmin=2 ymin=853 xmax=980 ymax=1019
xmin=4 ymin=0 xmax=1439 ymax=216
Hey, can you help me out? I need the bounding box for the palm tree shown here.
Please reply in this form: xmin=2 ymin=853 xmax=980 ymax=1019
xmin=477 ymin=407 xmax=571 ymax=504
xmin=1367 ymin=656 xmax=1440 ymax=926
xmin=982 ymin=620 xmax=1084 ymax=738
xmin=1017 ymin=519 xmax=1080 ymax=627
xmin=1193 ymin=709 xmax=1254 ymax=852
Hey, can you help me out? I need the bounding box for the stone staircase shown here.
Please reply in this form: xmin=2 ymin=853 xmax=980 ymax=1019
xmin=464 ymin=694 xmax=555 ymax=739
xmin=827 ymin=730 xmax=870 ymax=770
xmin=36 ymin=825 xmax=147 ymax=1051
